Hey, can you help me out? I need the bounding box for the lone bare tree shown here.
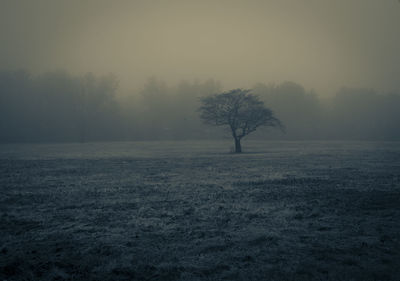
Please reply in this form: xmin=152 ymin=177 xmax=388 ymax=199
xmin=199 ymin=89 xmax=283 ymax=153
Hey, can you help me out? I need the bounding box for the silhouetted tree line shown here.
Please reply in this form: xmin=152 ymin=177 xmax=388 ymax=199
xmin=252 ymin=82 xmax=400 ymax=140
xmin=0 ymin=70 xmax=120 ymax=142
xmin=0 ymin=70 xmax=399 ymax=142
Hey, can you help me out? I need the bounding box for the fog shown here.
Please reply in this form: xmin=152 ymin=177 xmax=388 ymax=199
xmin=0 ymin=1 xmax=400 ymax=142
xmin=0 ymin=70 xmax=399 ymax=142
xmin=1 ymin=0 xmax=400 ymax=93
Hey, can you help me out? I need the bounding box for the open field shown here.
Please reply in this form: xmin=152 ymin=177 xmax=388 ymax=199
xmin=1 ymin=141 xmax=400 ymax=280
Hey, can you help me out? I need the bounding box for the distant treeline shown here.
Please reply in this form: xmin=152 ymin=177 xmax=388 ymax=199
xmin=1 ymin=70 xmax=399 ymax=142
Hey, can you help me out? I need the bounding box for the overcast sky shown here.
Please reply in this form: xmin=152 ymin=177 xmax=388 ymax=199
xmin=1 ymin=0 xmax=399 ymax=94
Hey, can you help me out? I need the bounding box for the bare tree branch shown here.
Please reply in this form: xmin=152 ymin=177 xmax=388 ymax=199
xmin=199 ymin=88 xmax=283 ymax=152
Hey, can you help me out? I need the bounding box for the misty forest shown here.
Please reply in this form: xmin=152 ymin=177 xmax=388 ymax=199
xmin=1 ymin=70 xmax=399 ymax=143
xmin=1 ymin=1 xmax=400 ymax=281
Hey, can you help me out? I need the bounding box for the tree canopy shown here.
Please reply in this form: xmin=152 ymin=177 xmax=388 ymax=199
xmin=199 ymin=89 xmax=283 ymax=152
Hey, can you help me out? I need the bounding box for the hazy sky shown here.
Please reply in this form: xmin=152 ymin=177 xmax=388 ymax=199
xmin=1 ymin=0 xmax=399 ymax=94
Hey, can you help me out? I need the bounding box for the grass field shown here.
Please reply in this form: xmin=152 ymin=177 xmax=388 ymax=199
xmin=1 ymin=141 xmax=400 ymax=280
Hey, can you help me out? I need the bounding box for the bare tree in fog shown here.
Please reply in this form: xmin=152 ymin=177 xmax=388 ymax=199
xmin=1 ymin=70 xmax=400 ymax=143
xmin=199 ymin=89 xmax=283 ymax=153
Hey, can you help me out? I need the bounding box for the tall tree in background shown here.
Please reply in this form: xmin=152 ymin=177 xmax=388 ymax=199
xmin=199 ymin=89 xmax=283 ymax=153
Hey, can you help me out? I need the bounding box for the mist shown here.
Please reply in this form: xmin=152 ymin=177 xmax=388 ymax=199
xmin=2 ymin=2 xmax=400 ymax=280
xmin=1 ymin=69 xmax=399 ymax=142
xmin=1 ymin=0 xmax=400 ymax=142
xmin=1 ymin=0 xmax=400 ymax=94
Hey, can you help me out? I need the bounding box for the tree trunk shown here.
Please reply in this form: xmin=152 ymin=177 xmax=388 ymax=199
xmin=234 ymin=138 xmax=242 ymax=153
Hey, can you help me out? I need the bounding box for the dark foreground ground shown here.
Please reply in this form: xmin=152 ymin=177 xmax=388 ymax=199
xmin=0 ymin=141 xmax=399 ymax=280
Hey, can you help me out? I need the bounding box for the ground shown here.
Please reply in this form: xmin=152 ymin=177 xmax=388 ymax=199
xmin=0 ymin=140 xmax=399 ymax=280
